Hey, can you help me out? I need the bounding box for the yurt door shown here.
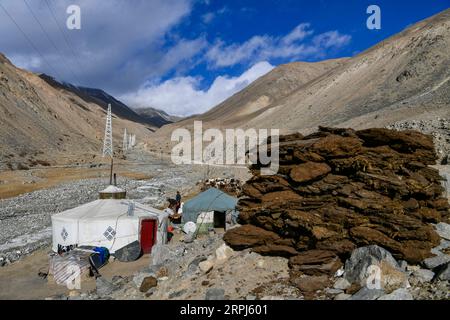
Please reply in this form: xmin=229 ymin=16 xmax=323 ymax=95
xmin=140 ymin=219 xmax=156 ymax=254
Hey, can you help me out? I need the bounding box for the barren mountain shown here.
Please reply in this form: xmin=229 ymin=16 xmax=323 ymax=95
xmin=134 ymin=106 xmax=183 ymax=127
xmin=0 ymin=54 xmax=155 ymax=170
xmin=153 ymin=8 xmax=450 ymax=150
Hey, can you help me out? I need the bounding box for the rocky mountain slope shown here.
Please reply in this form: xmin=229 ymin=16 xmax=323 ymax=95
xmin=134 ymin=107 xmax=182 ymax=127
xmin=39 ymin=75 xmax=172 ymax=128
xmin=0 ymin=53 xmax=155 ymax=169
xmin=152 ymin=8 xmax=450 ymax=151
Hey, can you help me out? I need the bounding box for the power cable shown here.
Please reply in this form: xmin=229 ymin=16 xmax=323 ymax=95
xmin=43 ymin=0 xmax=93 ymax=88
xmin=22 ymin=0 xmax=84 ymax=85
xmin=0 ymin=2 xmax=64 ymax=80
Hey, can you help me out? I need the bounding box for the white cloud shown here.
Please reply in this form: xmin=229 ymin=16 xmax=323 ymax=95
xmin=281 ymin=23 xmax=313 ymax=44
xmin=0 ymin=0 xmax=194 ymax=92
xmin=121 ymin=61 xmax=274 ymax=116
xmin=201 ymin=7 xmax=228 ymax=24
xmin=205 ymin=23 xmax=351 ymax=68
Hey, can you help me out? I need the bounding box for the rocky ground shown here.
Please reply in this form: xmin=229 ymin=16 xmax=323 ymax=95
xmin=387 ymin=118 xmax=450 ymax=164
xmin=0 ymin=149 xmax=249 ymax=267
xmin=1 ymin=128 xmax=450 ymax=300
xmin=46 ymin=223 xmax=450 ymax=301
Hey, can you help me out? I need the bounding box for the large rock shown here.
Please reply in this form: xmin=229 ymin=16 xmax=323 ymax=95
xmin=436 ymin=262 xmax=450 ymax=281
xmin=412 ymin=269 xmax=435 ymax=283
xmin=215 ymin=244 xmax=234 ymax=263
xmin=150 ymin=244 xmax=171 ymax=266
xmin=205 ymin=288 xmax=225 ymax=300
xmin=333 ymin=278 xmax=351 ymax=290
xmin=434 ymin=223 xmax=450 ymax=241
xmin=422 ymin=254 xmax=450 ymax=269
xmin=344 ymin=245 xmax=409 ymax=293
xmin=349 ymin=287 xmax=385 ymax=300
xmin=114 ymin=241 xmax=142 ymax=262
xmin=199 ymin=260 xmax=214 ymax=273
xmin=139 ymin=276 xmax=158 ymax=293
xmin=377 ymin=288 xmax=413 ymax=300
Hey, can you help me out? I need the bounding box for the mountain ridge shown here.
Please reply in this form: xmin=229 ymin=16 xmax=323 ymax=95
xmin=151 ymin=8 xmax=450 ymax=151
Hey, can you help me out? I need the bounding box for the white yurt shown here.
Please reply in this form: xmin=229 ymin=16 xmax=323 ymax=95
xmin=51 ymin=199 xmax=169 ymax=254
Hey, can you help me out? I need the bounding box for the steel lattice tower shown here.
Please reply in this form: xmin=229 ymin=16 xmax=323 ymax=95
xmin=123 ymin=128 xmax=128 ymax=151
xmin=102 ymin=104 xmax=113 ymax=158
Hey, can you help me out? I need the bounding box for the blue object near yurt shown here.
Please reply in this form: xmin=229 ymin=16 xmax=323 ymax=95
xmin=93 ymin=247 xmax=110 ymax=266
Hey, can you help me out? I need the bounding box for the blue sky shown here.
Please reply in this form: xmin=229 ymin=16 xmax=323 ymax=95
xmin=0 ymin=0 xmax=448 ymax=116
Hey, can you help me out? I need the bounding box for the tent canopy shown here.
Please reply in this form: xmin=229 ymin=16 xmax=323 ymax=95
xmin=182 ymin=188 xmax=238 ymax=223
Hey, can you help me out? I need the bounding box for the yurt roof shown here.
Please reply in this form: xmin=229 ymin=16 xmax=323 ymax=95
xmin=99 ymin=185 xmax=125 ymax=193
xmin=52 ymin=199 xmax=163 ymax=221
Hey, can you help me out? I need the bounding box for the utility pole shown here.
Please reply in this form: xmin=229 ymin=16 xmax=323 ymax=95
xmin=102 ymin=104 xmax=114 ymax=185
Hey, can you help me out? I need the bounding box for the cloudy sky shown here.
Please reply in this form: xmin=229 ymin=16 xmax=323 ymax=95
xmin=0 ymin=0 xmax=447 ymax=116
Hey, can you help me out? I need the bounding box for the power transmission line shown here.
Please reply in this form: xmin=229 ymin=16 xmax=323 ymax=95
xmin=22 ymin=0 xmax=84 ymax=85
xmin=0 ymin=2 xmax=64 ymax=81
xmin=43 ymin=0 xmax=93 ymax=88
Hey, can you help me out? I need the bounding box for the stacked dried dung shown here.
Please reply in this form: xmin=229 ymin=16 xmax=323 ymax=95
xmin=224 ymin=127 xmax=450 ymax=277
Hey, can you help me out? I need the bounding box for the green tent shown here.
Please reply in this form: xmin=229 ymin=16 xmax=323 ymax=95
xmin=182 ymin=187 xmax=238 ymax=223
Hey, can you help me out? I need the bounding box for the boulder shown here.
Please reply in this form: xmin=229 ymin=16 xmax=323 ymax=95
xmin=333 ymin=278 xmax=351 ymax=290
xmin=434 ymin=223 xmax=450 ymax=241
xmin=150 ymin=244 xmax=171 ymax=266
xmin=205 ymin=288 xmax=225 ymax=300
xmin=412 ymin=269 xmax=435 ymax=283
xmin=199 ymin=260 xmax=214 ymax=273
xmin=334 ymin=293 xmax=351 ymax=300
xmin=344 ymin=245 xmax=409 ymax=293
xmin=139 ymin=276 xmax=158 ymax=293
xmin=215 ymin=244 xmax=234 ymax=263
xmin=377 ymin=288 xmax=413 ymax=300
xmin=133 ymin=272 xmax=153 ymax=288
xmin=436 ymin=262 xmax=450 ymax=281
xmin=114 ymin=241 xmax=142 ymax=262
xmin=422 ymin=254 xmax=450 ymax=269
xmin=349 ymin=287 xmax=385 ymax=300
xmin=431 ymin=239 xmax=450 ymax=256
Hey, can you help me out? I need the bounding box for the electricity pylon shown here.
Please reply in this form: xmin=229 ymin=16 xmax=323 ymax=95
xmin=102 ymin=104 xmax=113 ymax=158
xmin=102 ymin=104 xmax=114 ymax=185
xmin=123 ymin=128 xmax=128 ymax=152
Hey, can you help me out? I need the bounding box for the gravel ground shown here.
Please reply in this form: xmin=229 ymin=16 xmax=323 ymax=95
xmin=0 ymin=149 xmax=250 ymax=267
